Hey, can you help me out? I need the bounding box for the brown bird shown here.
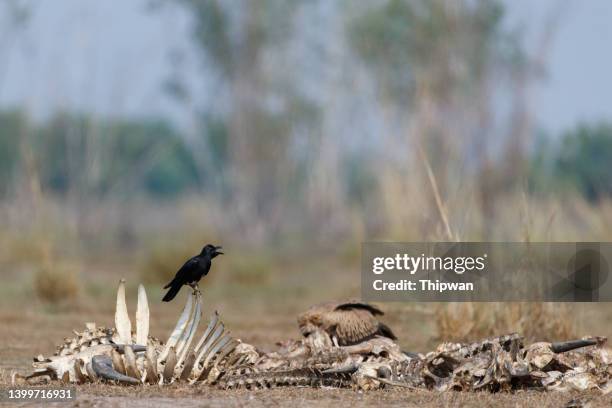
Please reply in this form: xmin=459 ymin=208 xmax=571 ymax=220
xmin=297 ymin=301 xmax=397 ymax=346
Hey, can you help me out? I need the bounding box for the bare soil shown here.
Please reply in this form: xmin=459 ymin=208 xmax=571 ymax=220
xmin=1 ymin=261 xmax=611 ymax=407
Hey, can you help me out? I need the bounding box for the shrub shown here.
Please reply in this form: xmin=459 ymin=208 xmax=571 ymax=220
xmin=554 ymin=123 xmax=612 ymax=201
xmin=34 ymin=264 xmax=79 ymax=304
xmin=139 ymin=242 xmax=197 ymax=285
xmin=435 ymin=302 xmax=574 ymax=343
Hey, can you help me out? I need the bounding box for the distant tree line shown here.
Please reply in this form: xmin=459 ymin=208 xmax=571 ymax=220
xmin=1 ymin=109 xmax=611 ymax=203
xmin=529 ymin=122 xmax=612 ymax=202
xmin=0 ymin=110 xmax=200 ymax=198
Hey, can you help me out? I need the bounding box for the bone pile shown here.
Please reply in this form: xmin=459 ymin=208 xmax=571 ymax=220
xmin=215 ymin=332 xmax=611 ymax=393
xmin=16 ymin=280 xmax=612 ymax=394
xmin=17 ymin=280 xmax=249 ymax=385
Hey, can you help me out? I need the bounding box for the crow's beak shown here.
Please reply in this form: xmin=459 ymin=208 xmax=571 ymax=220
xmin=215 ymin=246 xmax=224 ymax=255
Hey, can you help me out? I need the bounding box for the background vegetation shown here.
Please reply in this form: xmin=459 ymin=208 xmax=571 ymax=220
xmin=0 ymin=0 xmax=611 ymax=357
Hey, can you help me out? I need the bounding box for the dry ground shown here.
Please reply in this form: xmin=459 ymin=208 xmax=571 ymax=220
xmin=1 ymin=256 xmax=611 ymax=407
xmin=0 ymin=384 xmax=610 ymax=408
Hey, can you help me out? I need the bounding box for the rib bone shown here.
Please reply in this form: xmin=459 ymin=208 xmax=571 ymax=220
xmin=202 ymin=333 xmax=232 ymax=370
xmin=176 ymin=291 xmax=202 ymax=365
xmin=144 ymin=345 xmax=158 ymax=384
xmin=213 ymin=339 xmax=239 ymax=369
xmin=180 ymin=351 xmax=196 ymax=381
xmin=193 ymin=311 xmax=219 ymax=356
xmin=114 ymin=279 xmax=132 ymax=345
xmin=123 ymin=345 xmax=141 ymax=380
xmin=194 ymin=323 xmax=224 ymax=369
xmin=162 ymin=347 xmax=177 ymax=383
xmin=136 ymin=284 xmax=149 ymax=346
xmin=111 ymin=348 xmax=126 ymax=375
xmin=159 ymin=292 xmax=194 ymax=363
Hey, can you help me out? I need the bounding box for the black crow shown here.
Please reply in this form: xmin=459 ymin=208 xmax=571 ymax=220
xmin=162 ymin=244 xmax=223 ymax=302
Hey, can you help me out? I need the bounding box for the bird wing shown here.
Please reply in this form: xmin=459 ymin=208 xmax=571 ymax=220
xmin=325 ymin=308 xmax=381 ymax=345
xmin=377 ymin=322 xmax=398 ymax=340
xmin=298 ymin=301 xmax=397 ymax=345
xmin=164 ymin=258 xmax=199 ymax=288
xmin=333 ymin=302 xmax=384 ymax=316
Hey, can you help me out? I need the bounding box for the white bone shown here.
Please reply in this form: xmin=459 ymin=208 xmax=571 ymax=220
xmin=111 ymin=348 xmax=126 ymax=375
xmin=192 ymin=323 xmax=224 ymax=377
xmin=123 ymin=346 xmax=141 ymax=380
xmin=136 ymin=284 xmax=149 ymax=346
xmin=85 ymin=362 xmax=97 ymax=380
xmin=162 ymin=347 xmax=177 ymax=383
xmin=213 ymin=339 xmax=239 ymax=368
xmin=74 ymin=360 xmax=87 ymax=383
xmin=33 ymin=344 xmax=116 ymax=381
xmin=115 ymin=279 xmax=132 ymax=345
xmin=175 ymin=292 xmax=198 ymax=357
xmin=179 ymin=351 xmax=196 ymax=381
xmin=189 ymin=338 xmax=238 ymax=384
xmin=193 ymin=312 xmax=219 ymax=356
xmin=201 ymin=333 xmax=232 ymax=370
xmin=145 ymin=345 xmax=158 ymax=384
xmin=159 ymin=293 xmax=194 ymax=363
xmin=177 ymin=292 xmax=202 ymax=366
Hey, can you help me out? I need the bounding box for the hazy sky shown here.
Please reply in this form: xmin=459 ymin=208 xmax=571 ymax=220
xmin=0 ymin=0 xmax=611 ymax=135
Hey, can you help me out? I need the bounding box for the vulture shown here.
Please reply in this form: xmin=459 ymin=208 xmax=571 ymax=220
xmin=297 ymin=301 xmax=397 ymax=346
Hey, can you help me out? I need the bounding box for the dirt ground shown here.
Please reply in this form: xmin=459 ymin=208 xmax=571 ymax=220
xmin=0 ymin=385 xmax=610 ymax=408
xmin=1 ymin=259 xmax=611 ymax=407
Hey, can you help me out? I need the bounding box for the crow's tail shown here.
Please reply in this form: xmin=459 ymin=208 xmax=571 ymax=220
xmin=163 ymin=278 xmax=175 ymax=289
xmin=162 ymin=284 xmax=182 ymax=302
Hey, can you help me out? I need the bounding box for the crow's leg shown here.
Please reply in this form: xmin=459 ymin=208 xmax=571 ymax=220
xmin=188 ymin=282 xmax=201 ymax=295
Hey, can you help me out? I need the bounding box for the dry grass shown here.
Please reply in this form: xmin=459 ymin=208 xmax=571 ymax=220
xmin=2 ymin=194 xmax=612 ymax=406
xmin=33 ymin=263 xmax=80 ymax=304
xmin=0 ymin=380 xmax=610 ymax=407
xmin=2 ymin=254 xmax=610 ymax=407
xmin=139 ymin=242 xmax=198 ymax=285
xmin=139 ymin=241 xmax=275 ymax=290
xmin=435 ymin=302 xmax=575 ymax=343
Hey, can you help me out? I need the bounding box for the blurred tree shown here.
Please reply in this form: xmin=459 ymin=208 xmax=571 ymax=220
xmin=34 ymin=113 xmax=198 ymax=197
xmin=350 ymin=0 xmax=528 ymax=239
xmin=554 ymin=123 xmax=612 ymax=201
xmin=351 ymin=0 xmax=519 ymax=101
xmin=168 ymin=0 xmax=319 ymax=240
xmin=0 ymin=0 xmax=30 ymax=95
xmin=0 ymin=110 xmax=26 ymax=196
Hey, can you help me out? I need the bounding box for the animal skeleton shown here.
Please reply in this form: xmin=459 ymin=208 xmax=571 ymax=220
xmin=17 ymin=280 xmax=247 ymax=385
xmin=15 ymin=280 xmax=612 ymax=394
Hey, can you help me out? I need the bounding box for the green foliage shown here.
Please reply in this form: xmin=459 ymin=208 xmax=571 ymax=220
xmin=103 ymin=119 xmax=200 ymax=197
xmin=181 ymin=0 xmax=232 ymax=74
xmin=0 ymin=111 xmax=201 ymax=197
xmin=178 ymin=0 xmax=299 ymax=77
xmin=0 ymin=110 xmax=26 ymax=196
xmin=554 ymin=123 xmax=612 ymax=201
xmin=344 ymin=153 xmax=378 ymax=206
xmin=527 ymin=132 xmax=558 ymax=195
xmin=204 ymin=116 xmax=228 ymax=171
xmin=349 ymin=0 xmax=521 ymax=100
xmin=528 ymin=123 xmax=612 ymax=201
